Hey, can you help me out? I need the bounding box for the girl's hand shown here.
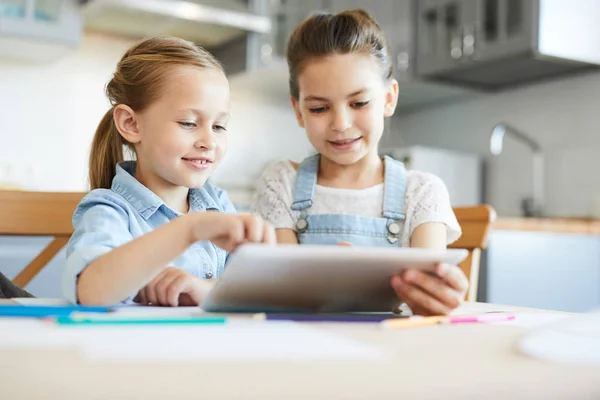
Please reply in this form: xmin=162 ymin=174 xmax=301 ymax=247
xmin=189 ymin=212 xmax=276 ymax=252
xmin=390 ymin=263 xmax=468 ymax=316
xmin=134 ymin=267 xmax=212 ymax=307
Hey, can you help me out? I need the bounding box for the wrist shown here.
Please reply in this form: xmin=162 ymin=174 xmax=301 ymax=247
xmin=182 ymin=212 xmax=202 ymax=246
xmin=195 ymin=275 xmax=214 ymax=295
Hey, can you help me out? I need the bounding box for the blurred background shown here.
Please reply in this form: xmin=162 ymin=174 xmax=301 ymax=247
xmin=1 ymin=0 xmax=600 ymax=312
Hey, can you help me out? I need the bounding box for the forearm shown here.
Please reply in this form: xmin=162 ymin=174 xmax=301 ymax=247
xmin=77 ymin=214 xmax=196 ymax=305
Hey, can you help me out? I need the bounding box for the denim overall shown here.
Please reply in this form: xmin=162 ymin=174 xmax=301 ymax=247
xmin=291 ymin=154 xmax=407 ymax=247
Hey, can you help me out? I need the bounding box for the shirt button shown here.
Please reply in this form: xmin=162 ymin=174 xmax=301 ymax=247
xmin=204 ymin=271 xmax=213 ymax=279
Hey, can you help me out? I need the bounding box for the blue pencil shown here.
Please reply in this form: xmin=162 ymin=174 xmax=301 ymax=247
xmin=0 ymin=305 xmax=110 ymax=318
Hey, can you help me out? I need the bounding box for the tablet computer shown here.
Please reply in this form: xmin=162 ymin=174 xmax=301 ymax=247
xmin=201 ymin=244 xmax=469 ymax=313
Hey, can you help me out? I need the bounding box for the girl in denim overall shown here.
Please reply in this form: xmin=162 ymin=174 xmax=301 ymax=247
xmin=253 ymin=9 xmax=468 ymax=316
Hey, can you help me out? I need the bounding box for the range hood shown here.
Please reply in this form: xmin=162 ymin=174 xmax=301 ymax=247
xmin=420 ymin=0 xmax=600 ymax=91
xmin=81 ymin=0 xmax=271 ymax=48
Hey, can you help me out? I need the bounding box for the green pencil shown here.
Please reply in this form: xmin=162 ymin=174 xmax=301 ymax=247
xmin=56 ymin=315 xmax=227 ymax=326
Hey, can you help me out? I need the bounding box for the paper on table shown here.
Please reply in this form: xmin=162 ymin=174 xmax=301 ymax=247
xmin=449 ymin=303 xmax=571 ymax=328
xmin=77 ymin=321 xmax=387 ymax=362
xmin=519 ymin=312 xmax=600 ymax=366
xmin=488 ymin=313 xmax=569 ymax=328
xmin=0 ymin=318 xmax=78 ymax=348
xmin=0 ymin=318 xmax=386 ymax=363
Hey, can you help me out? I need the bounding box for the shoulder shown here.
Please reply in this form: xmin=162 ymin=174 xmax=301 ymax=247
xmin=405 ymin=170 xmax=450 ymax=199
xmin=252 ymin=160 xmax=298 ymax=218
xmin=74 ymin=189 xmax=131 ymax=215
xmin=201 ymin=181 xmax=236 ymax=212
xmin=72 ymin=189 xmax=132 ymax=227
xmin=259 ymin=159 xmax=298 ymax=185
xmin=406 ymin=170 xmax=447 ymax=188
xmin=202 ymin=181 xmax=228 ymax=201
xmin=255 ymin=159 xmax=298 ymax=200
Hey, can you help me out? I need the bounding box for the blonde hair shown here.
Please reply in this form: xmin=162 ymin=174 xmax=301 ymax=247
xmin=286 ymin=9 xmax=391 ymax=99
xmin=89 ymin=36 xmax=223 ymax=189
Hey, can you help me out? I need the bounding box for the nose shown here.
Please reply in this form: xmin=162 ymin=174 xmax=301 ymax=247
xmin=330 ymin=107 xmax=351 ymax=132
xmin=194 ymin=127 xmax=216 ymax=150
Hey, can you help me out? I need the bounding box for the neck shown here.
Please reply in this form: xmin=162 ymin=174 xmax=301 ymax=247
xmin=134 ymin=164 xmax=190 ymax=214
xmin=318 ymin=151 xmax=384 ymax=189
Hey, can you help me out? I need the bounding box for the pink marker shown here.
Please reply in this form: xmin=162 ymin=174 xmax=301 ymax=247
xmin=447 ymin=313 xmax=516 ymax=324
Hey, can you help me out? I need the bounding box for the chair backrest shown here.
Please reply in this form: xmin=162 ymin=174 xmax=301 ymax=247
xmin=449 ymin=205 xmax=497 ymax=302
xmin=0 ymin=191 xmax=86 ymax=287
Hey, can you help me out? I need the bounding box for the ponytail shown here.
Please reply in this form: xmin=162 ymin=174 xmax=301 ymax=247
xmin=88 ymin=108 xmax=124 ymax=190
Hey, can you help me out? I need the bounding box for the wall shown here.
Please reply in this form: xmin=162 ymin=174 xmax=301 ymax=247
xmin=0 ymin=33 xmax=132 ymax=191
xmin=388 ymin=71 xmax=600 ymax=218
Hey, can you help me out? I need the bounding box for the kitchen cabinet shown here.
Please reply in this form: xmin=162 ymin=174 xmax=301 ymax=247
xmin=414 ymin=0 xmax=600 ymax=90
xmin=416 ymin=0 xmax=534 ymax=76
xmin=416 ymin=0 xmax=478 ymax=76
xmin=485 ymin=229 xmax=600 ymax=312
xmin=471 ymin=0 xmax=535 ymax=64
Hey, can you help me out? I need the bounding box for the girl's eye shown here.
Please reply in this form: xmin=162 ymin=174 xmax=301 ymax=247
xmin=308 ymin=106 xmax=328 ymax=114
xmin=178 ymin=121 xmax=197 ymax=129
xmin=352 ymin=101 xmax=370 ymax=108
xmin=213 ymin=125 xmax=227 ymax=132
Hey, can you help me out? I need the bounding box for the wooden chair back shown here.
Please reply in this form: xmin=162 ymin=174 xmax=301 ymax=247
xmin=449 ymin=205 xmax=497 ymax=301
xmin=0 ymin=191 xmax=85 ymax=287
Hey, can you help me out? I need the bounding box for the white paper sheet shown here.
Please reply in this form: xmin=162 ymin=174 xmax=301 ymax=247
xmin=489 ymin=313 xmax=570 ymax=328
xmin=0 ymin=317 xmax=386 ymax=362
xmin=519 ymin=312 xmax=600 ymax=366
xmin=449 ymin=303 xmax=571 ymax=328
xmin=77 ymin=321 xmax=387 ymax=362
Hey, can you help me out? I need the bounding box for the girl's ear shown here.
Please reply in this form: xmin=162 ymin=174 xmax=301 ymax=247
xmin=113 ymin=104 xmax=142 ymax=144
xmin=290 ymin=96 xmax=305 ymax=128
xmin=383 ymin=78 xmax=399 ymax=117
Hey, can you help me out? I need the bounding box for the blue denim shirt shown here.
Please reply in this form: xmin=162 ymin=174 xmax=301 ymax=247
xmin=62 ymin=161 xmax=236 ymax=304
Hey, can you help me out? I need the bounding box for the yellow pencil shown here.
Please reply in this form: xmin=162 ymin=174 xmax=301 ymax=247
xmin=381 ymin=316 xmax=446 ymax=329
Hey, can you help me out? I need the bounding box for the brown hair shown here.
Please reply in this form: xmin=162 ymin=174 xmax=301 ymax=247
xmin=89 ymin=36 xmax=223 ymax=190
xmin=286 ymin=9 xmax=392 ymax=99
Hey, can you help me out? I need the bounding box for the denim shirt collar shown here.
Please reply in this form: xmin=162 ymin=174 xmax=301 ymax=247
xmin=111 ymin=161 xmax=220 ymax=219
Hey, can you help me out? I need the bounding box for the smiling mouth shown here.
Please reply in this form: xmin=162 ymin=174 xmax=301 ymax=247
xmin=182 ymin=157 xmax=213 ymax=169
xmin=328 ymin=137 xmax=362 ymax=148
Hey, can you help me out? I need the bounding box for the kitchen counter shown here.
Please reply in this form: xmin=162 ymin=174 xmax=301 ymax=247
xmin=494 ymin=217 xmax=600 ymax=234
